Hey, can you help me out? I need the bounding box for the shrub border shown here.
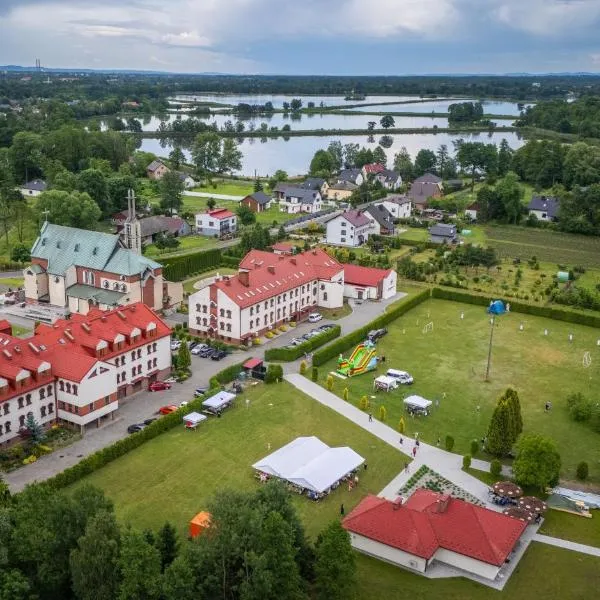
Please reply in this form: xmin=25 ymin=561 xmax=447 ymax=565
xmin=264 ymin=325 xmax=341 ymax=362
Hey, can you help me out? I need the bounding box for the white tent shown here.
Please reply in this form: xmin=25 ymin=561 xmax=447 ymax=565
xmin=374 ymin=375 xmax=398 ymax=391
xmin=183 ymin=412 xmax=207 ymax=428
xmin=403 ymin=395 xmax=433 ymax=410
xmin=252 ymin=436 xmax=364 ymax=494
xmin=202 ymin=391 xmax=236 ymax=413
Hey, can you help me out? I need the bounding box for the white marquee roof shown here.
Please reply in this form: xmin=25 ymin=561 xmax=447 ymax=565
xmin=252 ymin=436 xmax=364 ymax=493
xmin=183 ymin=412 xmax=207 ymax=425
xmin=202 ymin=391 xmax=236 ymax=410
xmin=403 ymin=395 xmax=433 ymax=409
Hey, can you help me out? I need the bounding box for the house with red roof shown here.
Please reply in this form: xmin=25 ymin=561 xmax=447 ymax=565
xmin=343 ymin=264 xmax=397 ymax=301
xmin=195 ymin=208 xmax=237 ymax=238
xmin=0 ymin=302 xmax=172 ymax=444
xmin=272 ymin=242 xmax=295 ymax=255
xmin=343 ymin=490 xmax=527 ymax=581
xmin=361 ymin=163 xmax=386 ymax=177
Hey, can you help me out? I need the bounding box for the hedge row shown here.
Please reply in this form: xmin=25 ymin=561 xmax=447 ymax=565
xmin=312 ymin=290 xmax=431 ymax=366
xmin=264 ymin=325 xmax=341 ymax=362
xmin=162 ymin=246 xmax=242 ymax=281
xmin=42 ymin=387 xmax=220 ymax=491
xmin=208 ymin=361 xmax=246 ymax=389
xmin=431 ymin=287 xmax=600 ymax=328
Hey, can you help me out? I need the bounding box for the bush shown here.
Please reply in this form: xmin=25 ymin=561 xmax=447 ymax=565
xmin=462 ymin=454 xmax=472 ymax=469
xmin=378 ymin=405 xmax=387 ymax=422
xmin=576 ymin=461 xmax=589 ymax=481
xmin=445 ymin=435 xmax=454 ymax=452
xmin=326 ymin=375 xmax=334 ymax=391
xmin=313 ymin=290 xmax=430 ymax=366
xmin=567 ymin=392 xmax=593 ymax=422
xmin=490 ymin=459 xmax=502 ymax=477
xmin=299 ymin=360 xmax=307 ymax=375
xmin=208 ymin=361 xmax=245 ymax=389
xmin=343 ymin=387 xmax=349 ymax=401
xmin=470 ymin=440 xmax=479 ymax=456
xmin=359 ymin=395 xmax=369 ymax=411
xmin=398 ymin=417 xmax=405 ymax=434
xmin=264 ymin=325 xmax=341 ymax=362
xmin=311 ymin=366 xmax=318 ymax=382
xmin=264 ymin=364 xmax=283 ymax=384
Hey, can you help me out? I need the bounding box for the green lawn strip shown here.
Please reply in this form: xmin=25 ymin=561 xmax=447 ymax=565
xmin=318 ymin=303 xmax=353 ymax=320
xmin=182 ymin=268 xmax=238 ymax=295
xmin=10 ymin=325 xmax=31 ymax=337
xmin=144 ymin=235 xmax=219 ymax=258
xmin=315 ymin=298 xmax=600 ymax=482
xmin=463 ymin=467 xmax=499 ymax=486
xmin=0 ymin=277 xmax=24 ymax=288
xmin=539 ymin=509 xmax=600 ymax=548
xmin=191 ymin=181 xmax=254 ymax=197
xmin=397 ymin=227 xmax=429 ymax=242
xmin=71 ymin=382 xmax=406 ymax=540
xmin=355 ymin=542 xmax=600 ymax=600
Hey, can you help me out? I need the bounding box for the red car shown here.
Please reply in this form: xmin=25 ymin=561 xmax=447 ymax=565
xmin=158 ymin=404 xmax=178 ymax=415
xmin=149 ymin=381 xmax=172 ymax=392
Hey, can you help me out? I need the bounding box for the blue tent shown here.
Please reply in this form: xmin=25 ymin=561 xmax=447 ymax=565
xmin=487 ymin=300 xmax=506 ymax=315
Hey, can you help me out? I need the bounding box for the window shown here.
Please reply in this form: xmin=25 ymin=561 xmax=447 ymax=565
xmin=255 ymin=305 xmax=260 ymax=314
xmin=5 ymin=421 xmax=11 ymax=433
xmin=41 ymin=406 xmax=46 ymax=418
xmin=121 ymin=371 xmax=126 ymax=382
xmin=153 ymin=358 xmax=157 ymax=368
xmin=202 ymin=318 xmax=207 ymax=326
xmin=131 ymin=351 xmax=136 ymax=361
xmin=19 ymin=415 xmax=25 ymax=427
xmin=3 ymin=403 xmax=8 ymax=415
xmin=313 ymin=287 xmax=317 ymax=296
xmin=59 ymin=381 xmax=64 ymax=391
xmin=270 ymin=299 xmax=274 ymax=307
xmin=219 ymin=322 xmax=224 ymax=330
xmin=137 ymin=349 xmax=142 ymax=359
xmin=137 ymin=365 xmax=142 ymax=375
xmin=196 ymin=316 xmax=201 ymax=325
xmin=220 ymin=309 xmax=225 ymax=317
xmin=283 ymin=293 xmax=287 ymax=301
xmin=250 ymin=307 xmax=254 ymax=316
xmin=283 ymin=306 xmax=287 ymax=316
xmin=323 ymin=292 xmax=328 ymax=301
xmin=117 ymin=373 xmax=120 ymax=384
xmin=18 ymin=397 xmax=23 ymax=409
xmin=65 ymin=383 xmax=71 ymax=394
xmin=40 ymin=388 xmax=45 ymax=400
xmin=152 ymin=343 xmax=157 ymax=352
xmin=264 ymin=301 xmax=268 ymax=309
xmin=72 ymin=385 xmax=77 ymax=396
xmin=147 ymin=360 xmax=152 ymax=370
xmin=264 ymin=315 xmax=268 ymax=326
xmin=105 ymin=396 xmax=110 ymax=406
xmin=48 ymin=403 xmax=53 ymax=414
xmin=202 ymin=305 xmax=207 ymax=313
xmin=226 ymin=324 xmax=231 ymax=332
xmin=0 ymin=424 xmax=2 ymax=436
xmin=341 ymin=237 xmax=346 ymax=243
xmin=132 ymin=367 xmax=136 ymax=377
xmin=47 ymin=385 xmax=53 ymax=396
xmin=277 ymin=296 xmax=281 ymax=304
xmin=147 ymin=344 xmax=152 ymax=354
xmin=196 ymin=303 xmax=201 ymax=311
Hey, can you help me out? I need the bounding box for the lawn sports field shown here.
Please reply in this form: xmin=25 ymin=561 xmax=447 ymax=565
xmin=72 ymin=382 xmax=406 ymax=539
xmin=316 ymin=298 xmax=600 ymax=482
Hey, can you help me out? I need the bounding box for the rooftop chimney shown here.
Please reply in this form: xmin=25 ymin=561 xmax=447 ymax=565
xmin=436 ymin=493 xmax=451 ymax=514
xmin=267 ymin=266 xmax=275 ymax=274
xmin=238 ymin=269 xmax=250 ymax=287
xmin=290 ymin=258 xmax=297 ymax=265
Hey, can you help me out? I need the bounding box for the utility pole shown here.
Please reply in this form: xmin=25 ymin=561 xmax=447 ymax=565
xmin=485 ymin=315 xmax=495 ymax=382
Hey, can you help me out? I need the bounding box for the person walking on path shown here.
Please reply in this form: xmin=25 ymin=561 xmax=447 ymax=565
xmin=399 ymin=436 xmax=403 ymax=445
xmin=363 ymin=463 xmax=368 ymax=471
xmin=412 ymin=446 xmax=417 ymax=458
xmin=368 ymin=413 xmax=373 ymax=422
xmin=415 ymin=439 xmax=420 ymax=448
xmin=340 ymin=503 xmax=345 ymax=516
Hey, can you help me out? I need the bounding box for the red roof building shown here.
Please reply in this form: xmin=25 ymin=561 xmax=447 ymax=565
xmin=0 ymin=303 xmax=172 ymax=444
xmin=272 ymin=242 xmax=294 ymax=255
xmin=343 ymin=491 xmax=527 ymax=581
xmin=343 ymin=264 xmax=397 ymax=301
xmin=362 ymin=163 xmax=386 ymax=175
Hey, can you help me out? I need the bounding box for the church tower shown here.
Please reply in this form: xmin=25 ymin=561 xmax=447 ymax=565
xmin=123 ymin=189 xmax=142 ymax=255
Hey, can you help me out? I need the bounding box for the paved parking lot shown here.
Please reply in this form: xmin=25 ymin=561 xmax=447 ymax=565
xmin=4 ymin=294 xmax=403 ymax=492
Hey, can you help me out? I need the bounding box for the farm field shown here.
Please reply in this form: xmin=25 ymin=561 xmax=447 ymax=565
xmin=71 ymin=382 xmax=406 ymax=540
xmin=315 ymin=298 xmax=600 ymax=482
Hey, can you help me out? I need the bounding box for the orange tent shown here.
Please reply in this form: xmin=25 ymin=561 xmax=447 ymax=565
xmin=189 ymin=511 xmax=211 ymax=538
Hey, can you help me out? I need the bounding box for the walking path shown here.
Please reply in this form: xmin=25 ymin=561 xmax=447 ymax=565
xmin=533 ymin=534 xmax=600 ymax=558
xmin=183 ymin=191 xmax=243 ymax=201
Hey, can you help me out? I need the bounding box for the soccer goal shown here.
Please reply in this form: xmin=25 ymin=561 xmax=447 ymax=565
xmin=422 ymin=321 xmax=434 ymax=335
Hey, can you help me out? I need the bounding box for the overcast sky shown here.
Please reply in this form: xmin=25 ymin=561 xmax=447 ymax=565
xmin=1 ymin=0 xmax=599 ymax=74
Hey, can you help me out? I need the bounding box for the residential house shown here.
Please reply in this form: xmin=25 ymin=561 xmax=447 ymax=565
xmin=0 ymin=302 xmax=172 ymax=445
xmin=429 ymin=223 xmax=458 ymax=244
xmin=343 ymin=490 xmax=527 ymax=582
xmin=25 ymin=214 xmax=182 ymax=314
xmin=278 ymin=187 xmax=322 ymax=214
xmin=241 ymin=191 xmax=272 ymax=213
xmin=527 ymin=196 xmax=560 ymax=222
xmin=326 ymin=210 xmax=372 ymax=247
xmin=364 ymin=205 xmax=396 ymax=236
xmin=117 ymin=216 xmax=191 ymax=246
xmin=188 ymin=248 xmax=395 ymax=344
xmin=343 ymin=264 xmax=397 ymax=301
xmin=177 ymin=172 xmax=196 ymax=189
xmin=327 ymin=181 xmax=358 ymax=202
xmin=195 ymin=208 xmax=238 ymax=238
xmin=373 ymin=169 xmax=403 ymax=190
xmin=302 ymin=177 xmax=329 ymax=197
xmin=414 ymin=173 xmax=443 ymax=185
xmin=375 ymin=196 xmax=412 ymax=219
xmin=147 ymin=159 xmax=170 ymax=181
xmin=464 ymin=202 xmax=480 ymax=221
xmin=19 ymin=179 xmax=47 ymax=197
xmin=361 ymin=163 xmax=385 ymax=178
xmin=408 ymin=179 xmax=443 ymax=212
xmin=337 ymin=168 xmax=364 ymax=187
xmin=272 ymin=242 xmax=295 ymax=255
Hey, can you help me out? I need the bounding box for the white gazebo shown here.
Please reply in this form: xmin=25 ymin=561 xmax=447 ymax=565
xmin=183 ymin=412 xmax=207 ymax=429
xmin=403 ymin=395 xmax=432 ymax=414
xmin=202 ymin=391 xmax=236 ymax=414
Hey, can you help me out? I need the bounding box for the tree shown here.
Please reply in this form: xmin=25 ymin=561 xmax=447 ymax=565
xmin=159 ymin=170 xmax=184 ymax=214
xmin=315 ymin=521 xmax=356 ymax=600
xmin=290 ymin=98 xmax=303 ymax=111
xmin=206 ymin=197 xmax=216 ymax=210
xmin=107 ymin=175 xmax=138 ymax=212
xmin=0 ymin=569 xmax=35 ymax=600
xmin=497 ymin=138 xmax=513 ymax=176
xmin=254 ymin=178 xmax=264 ymax=192
xmin=277 ymin=224 xmax=286 ymax=240
xmin=70 ymin=510 xmax=121 ymax=600
xmin=219 ymin=138 xmax=243 ymax=174
xmin=77 ymin=168 xmax=110 ymax=215
xmin=372 ymin=146 xmax=387 ymax=166
xmin=0 ymin=476 xmax=10 ymax=507
xmin=393 ymin=147 xmax=414 ymax=182
xmin=162 ymin=553 xmax=198 ymax=600
xmin=367 ymin=121 xmax=376 ymax=131
xmin=414 ymin=149 xmax=437 ymax=177
xmin=456 ymin=141 xmax=498 ymax=192
xmin=10 ymin=244 xmax=30 ymax=264
xmin=485 ymin=397 xmax=513 ymax=457
xmin=169 ymin=146 xmax=186 ymax=170
xmin=343 ymin=143 xmax=359 ymax=168
xmin=176 ymin=342 xmax=191 ymax=372
xmin=35 ymin=189 xmax=101 ymax=229
xmin=24 ymin=413 xmax=44 ymax=443
xmin=563 ymin=141 xmax=600 ymax=188
xmin=436 ymin=144 xmax=450 ymax=179
xmin=118 ymin=530 xmax=162 ymax=600
xmin=268 ymin=169 xmax=288 ymax=190
xmin=380 ymin=115 xmax=395 ymax=129
xmin=237 ymin=203 xmax=256 ymax=225
xmin=378 ymin=405 xmax=387 ymax=421
xmin=310 ymin=149 xmax=336 ymax=177
xmin=504 ymin=388 xmax=523 ymax=438
xmin=398 ymin=417 xmax=405 ymax=434
xmin=327 ymin=141 xmax=344 ymax=172
xmin=192 ymin=132 xmax=222 ymax=179
xmin=495 ymin=172 xmax=523 ymax=224
xmin=156 ymin=522 xmax=178 ymax=572
xmin=9 ymin=131 xmax=43 ymax=182
xmin=513 ymin=434 xmax=561 ymax=491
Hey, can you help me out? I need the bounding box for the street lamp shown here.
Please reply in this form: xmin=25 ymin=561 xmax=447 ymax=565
xmin=485 ymin=315 xmax=496 ymax=382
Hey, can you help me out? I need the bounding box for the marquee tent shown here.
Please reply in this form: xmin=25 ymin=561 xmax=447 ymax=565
xmin=202 ymin=391 xmax=236 ymax=413
xmin=183 ymin=412 xmax=207 ymax=429
xmin=403 ymin=395 xmax=433 ymax=411
xmin=252 ymin=436 xmax=364 ymax=494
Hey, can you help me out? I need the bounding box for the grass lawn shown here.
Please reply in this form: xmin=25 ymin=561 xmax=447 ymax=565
xmin=11 ymin=325 xmax=31 ymax=337
xmin=191 ymin=181 xmax=254 ymax=197
xmin=0 ymin=277 xmax=24 ymax=289
xmin=71 ymin=382 xmax=407 ymax=540
xmin=144 ymin=235 xmax=220 ymax=258
xmin=318 ymin=302 xmax=353 ymax=320
xmin=356 ymin=542 xmax=600 ymax=600
xmin=315 ymin=298 xmax=600 ymax=483
xmin=182 ymin=268 xmax=238 ymax=295
xmin=539 ymin=509 xmax=600 ymax=548
xmin=397 ymin=227 xmax=429 ymax=242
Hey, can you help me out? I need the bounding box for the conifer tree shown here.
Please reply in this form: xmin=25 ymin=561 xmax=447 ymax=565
xmin=486 ymin=398 xmax=513 ymax=456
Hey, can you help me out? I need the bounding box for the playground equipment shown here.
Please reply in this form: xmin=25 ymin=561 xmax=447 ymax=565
xmin=337 ymin=341 xmax=378 ymax=378
xmin=487 ymin=300 xmax=506 ymax=316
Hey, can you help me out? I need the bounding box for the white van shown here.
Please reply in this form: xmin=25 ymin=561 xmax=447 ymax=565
xmin=386 ymin=369 xmax=414 ymax=385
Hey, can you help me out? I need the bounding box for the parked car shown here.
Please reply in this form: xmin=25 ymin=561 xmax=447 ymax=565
xmin=170 ymin=340 xmax=182 ymax=351
xmin=211 ymin=350 xmax=227 ymax=361
xmin=289 ymin=338 xmax=304 ymax=346
xmin=191 ymin=343 xmax=209 ymax=356
xmin=149 ymin=381 xmax=172 ymax=392
xmin=127 ymin=423 xmax=147 ymax=434
xmin=158 ymin=404 xmax=178 ymax=415
xmin=308 ymin=312 xmax=323 ymax=323
xmin=367 ymin=328 xmax=388 ymax=342
xmin=194 ymin=387 xmax=208 ymax=397
xmin=188 ymin=341 xmax=199 ymax=350
xmin=199 ymin=347 xmax=215 ymax=358
xmin=164 ymin=376 xmax=177 ymax=384
xmin=143 ymin=418 xmax=157 ymax=426
xmin=386 ymin=369 xmax=414 ymax=385
xmin=318 ymin=323 xmax=335 ymax=331
xmin=179 ymin=401 xmax=189 ymax=408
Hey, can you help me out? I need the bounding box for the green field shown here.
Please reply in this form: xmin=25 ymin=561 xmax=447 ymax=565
xmin=144 ymin=234 xmax=219 ymax=257
xmin=0 ymin=277 xmax=24 ymax=289
xmin=72 ymin=382 xmax=406 ymax=539
xmin=191 ymin=181 xmax=254 ymax=197
xmin=182 ymin=267 xmax=238 ymax=295
xmin=316 ymin=298 xmax=600 ymax=482
xmin=539 ymin=510 xmax=600 ymax=547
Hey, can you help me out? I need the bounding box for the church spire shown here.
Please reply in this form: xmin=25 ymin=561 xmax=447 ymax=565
xmin=123 ymin=188 xmax=142 ymax=255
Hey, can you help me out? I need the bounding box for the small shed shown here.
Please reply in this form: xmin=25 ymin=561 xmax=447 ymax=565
xmin=243 ymin=357 xmax=263 ymax=371
xmin=183 ymin=412 xmax=207 ymax=429
xmin=202 ymin=391 xmax=236 ymax=414
xmin=189 ymin=511 xmax=211 ymax=538
xmin=403 ymin=395 xmax=432 ymax=415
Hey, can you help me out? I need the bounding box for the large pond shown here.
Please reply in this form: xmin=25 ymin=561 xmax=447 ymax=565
xmin=350 ymin=99 xmax=530 ymax=115
xmin=139 ymin=130 xmax=525 ymax=178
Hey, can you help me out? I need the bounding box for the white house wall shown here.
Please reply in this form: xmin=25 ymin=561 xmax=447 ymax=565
xmin=349 ymin=533 xmax=427 ymax=573
xmin=432 ymin=548 xmax=500 ymax=581
xmin=318 ymin=273 xmax=344 ymax=308
xmin=344 ymin=284 xmax=377 ymax=300
xmin=382 ymin=271 xmax=397 ymax=299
